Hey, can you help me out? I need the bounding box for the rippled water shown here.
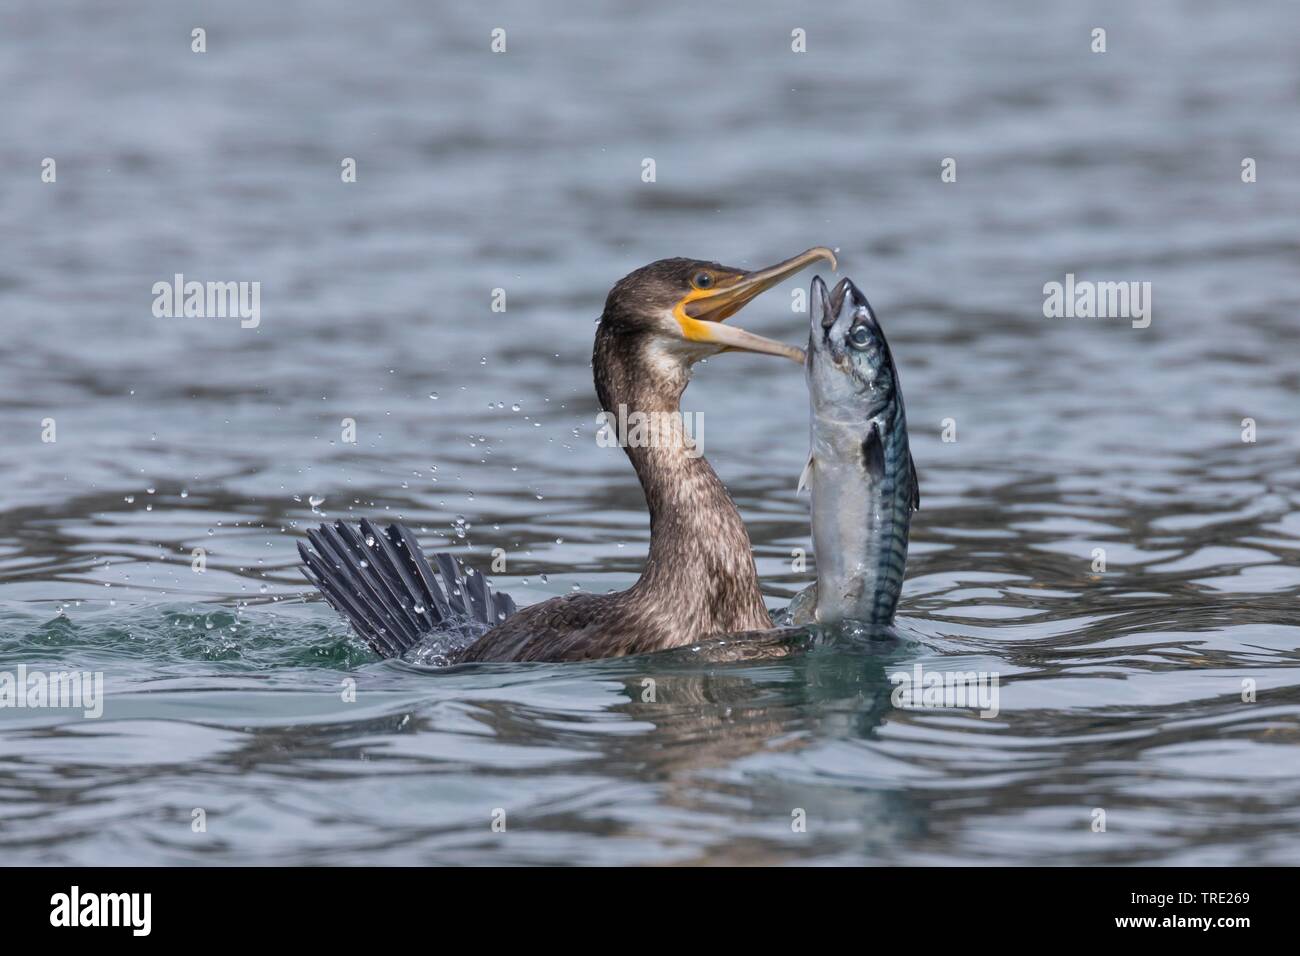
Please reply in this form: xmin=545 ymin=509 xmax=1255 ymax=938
xmin=2 ymin=0 xmax=1298 ymax=865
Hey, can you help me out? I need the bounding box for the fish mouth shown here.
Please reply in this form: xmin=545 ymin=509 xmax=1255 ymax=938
xmin=839 ymin=278 xmax=877 ymax=328
xmin=809 ymin=275 xmax=886 ymax=375
xmin=809 ymin=275 xmax=849 ymax=361
xmin=816 ymin=276 xmax=875 ymax=329
xmin=674 ymin=247 xmax=837 ymax=364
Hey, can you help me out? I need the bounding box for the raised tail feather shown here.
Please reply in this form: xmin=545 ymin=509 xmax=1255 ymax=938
xmin=298 ymin=519 xmax=517 ymax=658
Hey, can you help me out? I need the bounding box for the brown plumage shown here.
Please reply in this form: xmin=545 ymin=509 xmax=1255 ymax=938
xmin=300 ymin=250 xmax=835 ymax=663
xmin=458 ymin=262 xmax=773 ymax=661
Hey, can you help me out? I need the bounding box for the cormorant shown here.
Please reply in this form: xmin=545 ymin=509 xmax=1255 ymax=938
xmin=299 ymin=247 xmax=836 ymax=662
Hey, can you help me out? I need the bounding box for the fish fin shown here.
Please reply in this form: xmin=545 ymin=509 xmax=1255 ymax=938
xmin=861 ymin=426 xmax=885 ymax=479
xmin=797 ymin=454 xmax=814 ymax=494
xmin=909 ymin=450 xmax=920 ymax=510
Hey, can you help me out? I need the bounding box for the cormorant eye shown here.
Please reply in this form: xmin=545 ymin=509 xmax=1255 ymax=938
xmin=848 ymin=325 xmax=872 ymax=349
xmin=693 ymin=273 xmax=714 ymax=289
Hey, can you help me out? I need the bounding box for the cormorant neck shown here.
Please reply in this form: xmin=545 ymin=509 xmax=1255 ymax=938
xmin=592 ymin=322 xmax=771 ymax=633
xmin=593 ymin=322 xmax=708 ymax=510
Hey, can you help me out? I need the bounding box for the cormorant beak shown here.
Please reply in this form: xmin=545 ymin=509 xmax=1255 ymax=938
xmin=672 ymin=247 xmax=838 ymax=364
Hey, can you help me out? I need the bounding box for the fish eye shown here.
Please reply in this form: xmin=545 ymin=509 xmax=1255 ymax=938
xmin=693 ymin=272 xmax=714 ymax=290
xmin=848 ymin=325 xmax=872 ymax=349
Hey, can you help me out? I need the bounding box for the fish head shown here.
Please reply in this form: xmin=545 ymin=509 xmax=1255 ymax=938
xmin=807 ymin=276 xmax=896 ymax=419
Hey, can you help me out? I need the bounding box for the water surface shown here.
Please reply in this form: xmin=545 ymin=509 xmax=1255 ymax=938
xmin=2 ymin=0 xmax=1298 ymax=865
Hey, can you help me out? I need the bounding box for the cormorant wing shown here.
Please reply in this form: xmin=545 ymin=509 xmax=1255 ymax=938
xmin=298 ymin=520 xmax=518 ymax=658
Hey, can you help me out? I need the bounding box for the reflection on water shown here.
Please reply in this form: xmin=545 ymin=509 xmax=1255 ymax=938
xmin=1 ymin=0 xmax=1299 ymax=864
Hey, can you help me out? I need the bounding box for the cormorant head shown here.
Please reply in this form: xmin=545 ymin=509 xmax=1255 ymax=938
xmin=599 ymin=247 xmax=837 ymax=366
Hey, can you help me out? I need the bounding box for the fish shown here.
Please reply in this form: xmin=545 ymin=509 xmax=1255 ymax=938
xmin=787 ymin=276 xmax=919 ymax=630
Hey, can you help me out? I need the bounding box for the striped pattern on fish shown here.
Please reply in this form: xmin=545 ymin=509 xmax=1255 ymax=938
xmin=791 ymin=276 xmax=918 ymax=630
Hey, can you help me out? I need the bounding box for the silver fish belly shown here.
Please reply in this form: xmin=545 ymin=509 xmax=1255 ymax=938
xmin=808 ymin=402 xmax=914 ymax=626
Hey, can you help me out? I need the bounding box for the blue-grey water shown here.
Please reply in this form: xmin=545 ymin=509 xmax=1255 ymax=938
xmin=2 ymin=0 xmax=1298 ymax=865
